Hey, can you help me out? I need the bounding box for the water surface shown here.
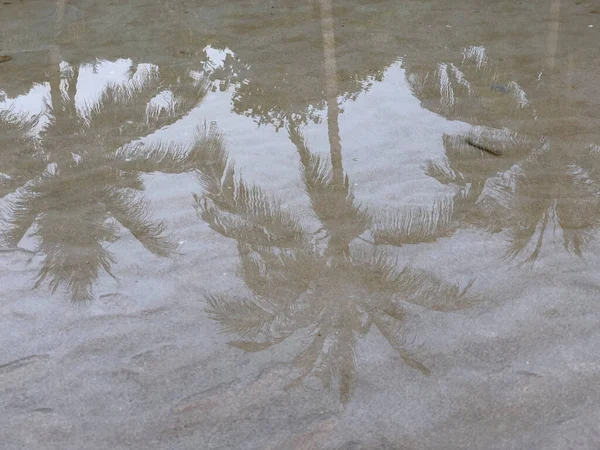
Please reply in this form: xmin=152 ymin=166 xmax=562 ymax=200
xmin=1 ymin=1 xmax=599 ymax=449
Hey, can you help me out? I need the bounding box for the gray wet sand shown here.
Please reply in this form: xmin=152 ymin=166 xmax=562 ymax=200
xmin=1 ymin=1 xmax=600 ymax=449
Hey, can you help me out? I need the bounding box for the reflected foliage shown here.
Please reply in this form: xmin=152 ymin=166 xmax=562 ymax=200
xmin=0 ymin=110 xmax=45 ymax=199
xmin=407 ymin=46 xmax=600 ymax=265
xmin=199 ymin=0 xmax=400 ymax=129
xmin=0 ymin=62 xmax=217 ymax=300
xmin=195 ymin=124 xmax=476 ymax=403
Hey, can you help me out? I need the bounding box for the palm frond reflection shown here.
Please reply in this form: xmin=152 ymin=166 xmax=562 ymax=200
xmin=195 ymin=124 xmax=476 ymax=403
xmin=406 ymin=46 xmax=600 ymax=265
xmin=0 ymin=61 xmax=218 ymax=301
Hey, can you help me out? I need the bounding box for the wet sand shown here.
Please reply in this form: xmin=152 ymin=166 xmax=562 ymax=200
xmin=1 ymin=1 xmax=600 ymax=449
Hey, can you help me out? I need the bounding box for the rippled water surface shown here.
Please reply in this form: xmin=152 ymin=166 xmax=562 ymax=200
xmin=1 ymin=1 xmax=600 ymax=449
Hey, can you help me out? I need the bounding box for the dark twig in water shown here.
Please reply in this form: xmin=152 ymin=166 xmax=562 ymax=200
xmin=465 ymin=136 xmax=503 ymax=156
xmin=490 ymin=84 xmax=510 ymax=94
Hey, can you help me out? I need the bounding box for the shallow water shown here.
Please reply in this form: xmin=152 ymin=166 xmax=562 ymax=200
xmin=1 ymin=1 xmax=599 ymax=449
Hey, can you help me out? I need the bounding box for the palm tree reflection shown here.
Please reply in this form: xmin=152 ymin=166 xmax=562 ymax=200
xmin=1 ymin=63 xmax=216 ymax=300
xmin=194 ymin=122 xmax=475 ymax=404
xmin=482 ymin=140 xmax=600 ymax=266
xmin=407 ymin=45 xmax=600 ymax=265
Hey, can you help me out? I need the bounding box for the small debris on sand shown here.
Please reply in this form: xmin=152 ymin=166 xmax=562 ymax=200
xmin=0 ymin=55 xmax=11 ymax=63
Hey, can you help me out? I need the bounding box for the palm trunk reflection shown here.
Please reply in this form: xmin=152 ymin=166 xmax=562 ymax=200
xmin=319 ymin=0 xmax=344 ymax=185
